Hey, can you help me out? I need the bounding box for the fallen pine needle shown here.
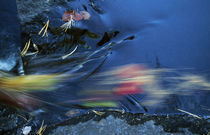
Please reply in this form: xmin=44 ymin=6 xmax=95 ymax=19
xmin=108 ymin=108 xmax=125 ymax=114
xmin=62 ymin=45 xmax=78 ymax=59
xmin=25 ymin=43 xmax=39 ymax=56
xmin=36 ymin=120 xmax=47 ymax=135
xmin=17 ymin=114 xmax=29 ymax=122
xmin=38 ymin=20 xmax=50 ymax=37
xmin=92 ymin=110 xmax=105 ymax=116
xmin=21 ymin=39 xmax=31 ymax=57
xmin=177 ymin=109 xmax=202 ymax=119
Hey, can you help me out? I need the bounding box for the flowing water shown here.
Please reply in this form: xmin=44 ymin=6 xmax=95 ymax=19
xmin=26 ymin=0 xmax=210 ymax=116
xmin=1 ymin=0 xmax=210 ymax=124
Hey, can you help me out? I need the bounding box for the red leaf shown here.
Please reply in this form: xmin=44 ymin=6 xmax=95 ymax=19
xmin=62 ymin=10 xmax=74 ymax=22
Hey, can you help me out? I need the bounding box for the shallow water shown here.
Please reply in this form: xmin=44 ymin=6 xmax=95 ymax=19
xmin=91 ymin=0 xmax=210 ymax=114
xmin=39 ymin=0 xmax=210 ymax=115
xmin=2 ymin=0 xmax=210 ymax=119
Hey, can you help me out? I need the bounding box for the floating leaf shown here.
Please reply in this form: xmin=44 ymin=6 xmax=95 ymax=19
xmin=80 ymin=11 xmax=91 ymax=20
xmin=62 ymin=10 xmax=75 ymax=22
xmin=62 ymin=10 xmax=90 ymax=22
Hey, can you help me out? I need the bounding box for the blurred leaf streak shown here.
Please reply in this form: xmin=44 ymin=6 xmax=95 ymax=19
xmin=0 ymin=74 xmax=61 ymax=92
xmin=36 ymin=120 xmax=47 ymax=135
xmin=62 ymin=45 xmax=78 ymax=59
xmin=177 ymin=109 xmax=202 ymax=119
xmin=21 ymin=39 xmax=31 ymax=57
xmin=92 ymin=110 xmax=105 ymax=116
xmin=82 ymin=101 xmax=118 ymax=107
xmin=38 ymin=20 xmax=50 ymax=37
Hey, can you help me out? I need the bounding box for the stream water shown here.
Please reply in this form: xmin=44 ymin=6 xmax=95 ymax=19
xmin=1 ymin=0 xmax=210 ymax=124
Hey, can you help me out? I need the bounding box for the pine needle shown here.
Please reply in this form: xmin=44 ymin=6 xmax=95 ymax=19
xmin=25 ymin=43 xmax=39 ymax=56
xmin=17 ymin=114 xmax=29 ymax=122
xmin=92 ymin=110 xmax=105 ymax=116
xmin=177 ymin=109 xmax=202 ymax=119
xmin=62 ymin=45 xmax=78 ymax=59
xmin=38 ymin=20 xmax=50 ymax=37
xmin=36 ymin=120 xmax=47 ymax=135
xmin=21 ymin=39 xmax=31 ymax=57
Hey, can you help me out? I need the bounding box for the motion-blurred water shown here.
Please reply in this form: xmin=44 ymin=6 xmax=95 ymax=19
xmin=42 ymin=0 xmax=210 ymax=115
xmin=1 ymin=0 xmax=210 ymax=120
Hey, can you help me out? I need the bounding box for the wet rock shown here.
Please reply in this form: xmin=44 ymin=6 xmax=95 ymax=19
xmin=50 ymin=116 xmax=173 ymax=135
xmin=0 ymin=105 xmax=29 ymax=135
xmin=16 ymin=0 xmax=51 ymax=24
xmin=0 ymin=0 xmax=23 ymax=74
xmin=47 ymin=112 xmax=209 ymax=135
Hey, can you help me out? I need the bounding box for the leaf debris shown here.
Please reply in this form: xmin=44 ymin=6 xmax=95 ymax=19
xmin=36 ymin=120 xmax=47 ymax=135
xmin=92 ymin=110 xmax=105 ymax=116
xmin=177 ymin=109 xmax=202 ymax=119
xmin=38 ymin=20 xmax=50 ymax=37
xmin=25 ymin=43 xmax=39 ymax=56
xmin=17 ymin=114 xmax=29 ymax=122
xmin=21 ymin=39 xmax=31 ymax=57
xmin=61 ymin=15 xmax=74 ymax=32
xmin=62 ymin=45 xmax=78 ymax=59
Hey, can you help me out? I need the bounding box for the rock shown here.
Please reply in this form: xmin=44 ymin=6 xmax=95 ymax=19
xmin=0 ymin=0 xmax=23 ymax=74
xmin=48 ymin=114 xmax=200 ymax=135
xmin=22 ymin=126 xmax=31 ymax=135
xmin=16 ymin=0 xmax=51 ymax=24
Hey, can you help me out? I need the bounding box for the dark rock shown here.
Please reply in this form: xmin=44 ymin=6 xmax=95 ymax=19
xmin=0 ymin=0 xmax=23 ymax=74
xmin=46 ymin=111 xmax=209 ymax=135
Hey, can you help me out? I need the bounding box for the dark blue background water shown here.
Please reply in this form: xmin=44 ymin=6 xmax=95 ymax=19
xmin=83 ymin=0 xmax=210 ymax=70
xmin=71 ymin=0 xmax=210 ymax=115
xmin=25 ymin=0 xmax=210 ymax=116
